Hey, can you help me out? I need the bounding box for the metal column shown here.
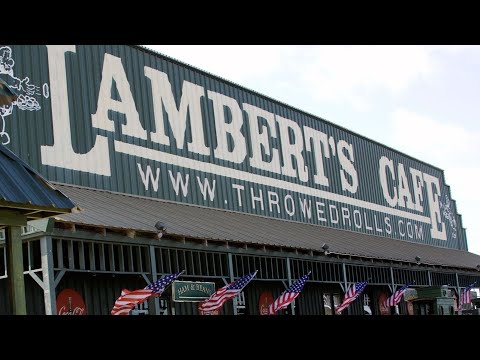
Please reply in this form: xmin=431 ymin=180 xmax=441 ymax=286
xmin=41 ymin=236 xmax=56 ymax=315
xmin=455 ymin=272 xmax=460 ymax=312
xmin=390 ymin=267 xmax=398 ymax=315
xmin=149 ymin=245 xmax=160 ymax=315
xmin=285 ymin=257 xmax=294 ymax=315
xmin=228 ymin=253 xmax=238 ymax=315
xmin=342 ymin=262 xmax=348 ymax=315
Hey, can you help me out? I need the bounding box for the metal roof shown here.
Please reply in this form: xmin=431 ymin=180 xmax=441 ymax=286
xmin=0 ymin=145 xmax=77 ymax=219
xmin=54 ymin=183 xmax=480 ymax=271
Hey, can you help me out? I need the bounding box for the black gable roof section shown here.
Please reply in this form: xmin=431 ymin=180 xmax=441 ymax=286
xmin=54 ymin=183 xmax=480 ymax=272
xmin=0 ymin=145 xmax=78 ymax=219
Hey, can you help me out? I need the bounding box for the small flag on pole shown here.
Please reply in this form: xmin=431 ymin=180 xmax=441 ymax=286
xmin=111 ymin=270 xmax=184 ymax=315
xmin=384 ymin=284 xmax=411 ymax=307
xmin=198 ymin=271 xmax=257 ymax=313
xmin=335 ymin=281 xmax=368 ymax=314
xmin=267 ymin=271 xmax=311 ymax=315
xmin=458 ymin=282 xmax=476 ymax=310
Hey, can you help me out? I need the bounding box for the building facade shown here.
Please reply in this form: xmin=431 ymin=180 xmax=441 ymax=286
xmin=0 ymin=44 xmax=479 ymax=315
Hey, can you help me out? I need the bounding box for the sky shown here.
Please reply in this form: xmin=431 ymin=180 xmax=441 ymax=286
xmin=144 ymin=45 xmax=480 ymax=256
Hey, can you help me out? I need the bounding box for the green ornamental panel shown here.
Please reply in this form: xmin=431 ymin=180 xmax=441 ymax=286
xmin=0 ymin=44 xmax=466 ymax=250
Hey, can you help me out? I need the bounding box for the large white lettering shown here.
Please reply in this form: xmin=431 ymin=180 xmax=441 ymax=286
xmin=337 ymin=140 xmax=358 ymax=194
xmin=91 ymin=54 xmax=147 ymax=140
xmin=137 ymin=163 xmax=160 ymax=191
xmin=397 ymin=163 xmax=414 ymax=210
xmin=304 ymin=126 xmax=330 ymax=186
xmin=41 ymin=45 xmax=111 ymax=176
xmin=423 ymin=173 xmax=446 ymax=240
xmin=243 ymin=103 xmax=281 ymax=174
xmin=277 ymin=115 xmax=308 ymax=182
xmin=144 ymin=67 xmax=209 ymax=155
xmin=208 ymin=90 xmax=246 ymax=164
xmin=379 ymin=156 xmax=398 ymax=207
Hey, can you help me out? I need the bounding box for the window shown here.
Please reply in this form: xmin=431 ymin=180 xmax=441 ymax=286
xmin=0 ymin=229 xmax=5 ymax=240
xmin=21 ymin=225 xmax=38 ymax=235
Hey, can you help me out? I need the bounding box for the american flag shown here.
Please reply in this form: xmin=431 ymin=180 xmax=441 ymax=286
xmin=458 ymin=282 xmax=476 ymax=310
xmin=267 ymin=271 xmax=311 ymax=315
xmin=335 ymin=281 xmax=368 ymax=314
xmin=198 ymin=271 xmax=257 ymax=313
xmin=145 ymin=271 xmax=184 ymax=296
xmin=384 ymin=284 xmax=410 ymax=307
xmin=111 ymin=271 xmax=183 ymax=315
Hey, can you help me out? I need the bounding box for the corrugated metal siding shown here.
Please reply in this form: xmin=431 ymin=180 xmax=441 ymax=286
xmin=57 ymin=272 xmax=146 ymax=315
xmin=25 ymin=275 xmax=45 ymax=315
xmin=0 ymin=276 xmax=46 ymax=315
xmin=245 ymin=281 xmax=284 ymax=315
xmin=1 ymin=44 xmax=466 ymax=250
xmin=295 ymin=283 xmax=323 ymax=315
xmin=55 ymin=184 xmax=480 ymax=271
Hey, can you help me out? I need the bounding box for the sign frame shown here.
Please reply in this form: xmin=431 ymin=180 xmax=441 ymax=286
xmin=172 ymin=280 xmax=216 ymax=302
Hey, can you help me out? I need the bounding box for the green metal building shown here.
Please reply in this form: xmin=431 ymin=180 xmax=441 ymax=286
xmin=0 ymin=44 xmax=479 ymax=315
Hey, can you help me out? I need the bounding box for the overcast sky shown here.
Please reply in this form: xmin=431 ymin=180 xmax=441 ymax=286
xmin=144 ymin=45 xmax=480 ymax=256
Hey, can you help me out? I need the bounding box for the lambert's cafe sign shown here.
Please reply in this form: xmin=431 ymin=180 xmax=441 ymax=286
xmin=1 ymin=45 xmax=464 ymax=248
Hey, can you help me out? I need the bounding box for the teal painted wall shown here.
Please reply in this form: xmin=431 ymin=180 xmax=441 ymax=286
xmin=0 ymin=45 xmax=466 ymax=249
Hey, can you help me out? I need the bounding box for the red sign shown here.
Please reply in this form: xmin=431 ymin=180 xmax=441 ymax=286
xmin=378 ymin=292 xmax=391 ymax=315
xmin=56 ymin=289 xmax=87 ymax=315
xmin=258 ymin=291 xmax=274 ymax=315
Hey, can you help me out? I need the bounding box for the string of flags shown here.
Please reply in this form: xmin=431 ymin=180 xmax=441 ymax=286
xmin=111 ymin=271 xmax=467 ymax=315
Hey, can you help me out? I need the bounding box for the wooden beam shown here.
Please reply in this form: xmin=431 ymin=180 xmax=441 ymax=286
xmin=6 ymin=226 xmax=27 ymax=314
xmin=0 ymin=210 xmax=27 ymax=226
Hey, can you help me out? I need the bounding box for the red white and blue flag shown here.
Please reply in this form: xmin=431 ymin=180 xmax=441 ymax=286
xmin=198 ymin=271 xmax=257 ymax=313
xmin=335 ymin=281 xmax=368 ymax=314
xmin=384 ymin=284 xmax=410 ymax=307
xmin=267 ymin=272 xmax=311 ymax=315
xmin=458 ymin=282 xmax=476 ymax=310
xmin=111 ymin=271 xmax=184 ymax=315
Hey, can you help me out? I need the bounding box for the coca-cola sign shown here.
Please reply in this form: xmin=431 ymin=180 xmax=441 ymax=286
xmin=56 ymin=289 xmax=87 ymax=315
xmin=258 ymin=291 xmax=274 ymax=315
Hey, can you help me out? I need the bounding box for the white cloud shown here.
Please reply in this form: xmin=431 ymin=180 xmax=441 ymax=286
xmin=143 ymin=45 xmax=440 ymax=114
xmin=299 ymin=46 xmax=435 ymax=110
xmin=142 ymin=45 xmax=287 ymax=86
xmin=389 ymin=109 xmax=480 ymax=255
xmin=445 ymin=167 xmax=480 ymax=255
xmin=389 ymin=108 xmax=480 ymax=167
